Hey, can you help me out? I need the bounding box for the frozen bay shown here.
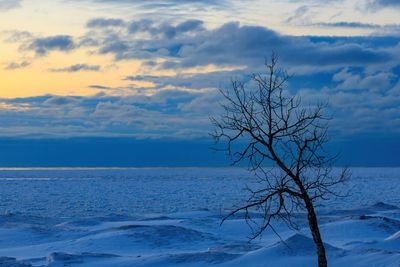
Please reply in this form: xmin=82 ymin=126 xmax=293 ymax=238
xmin=0 ymin=168 xmax=400 ymax=266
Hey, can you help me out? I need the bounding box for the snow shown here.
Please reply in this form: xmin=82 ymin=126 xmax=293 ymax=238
xmin=0 ymin=167 xmax=399 ymax=266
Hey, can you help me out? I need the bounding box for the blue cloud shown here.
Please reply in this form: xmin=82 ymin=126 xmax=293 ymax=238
xmin=98 ymin=35 xmax=129 ymax=55
xmin=124 ymin=70 xmax=246 ymax=90
xmin=49 ymin=64 xmax=100 ymax=72
xmin=86 ymin=20 xmax=393 ymax=70
xmin=313 ymin=22 xmax=381 ymax=29
xmin=127 ymin=19 xmax=204 ymax=39
xmin=175 ymin=19 xmax=204 ymax=32
xmin=0 ymin=90 xmax=208 ymax=138
xmin=368 ymin=0 xmax=400 ymax=9
xmin=27 ymin=35 xmax=75 ymax=55
xmin=163 ymin=22 xmax=391 ymax=69
xmin=308 ymin=36 xmax=400 ymax=48
xmin=87 ymin=18 xmax=125 ymax=28
xmin=128 ymin=19 xmax=155 ymax=34
xmin=160 ymin=19 xmax=204 ymax=39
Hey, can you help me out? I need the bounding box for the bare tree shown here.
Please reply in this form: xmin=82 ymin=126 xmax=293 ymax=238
xmin=211 ymin=54 xmax=348 ymax=267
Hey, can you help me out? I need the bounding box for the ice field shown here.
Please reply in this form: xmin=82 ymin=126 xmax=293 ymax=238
xmin=0 ymin=168 xmax=400 ymax=266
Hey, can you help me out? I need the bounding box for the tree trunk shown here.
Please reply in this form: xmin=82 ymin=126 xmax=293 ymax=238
xmin=304 ymin=195 xmax=328 ymax=267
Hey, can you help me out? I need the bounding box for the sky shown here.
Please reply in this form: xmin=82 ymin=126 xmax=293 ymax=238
xmin=0 ymin=0 xmax=399 ymax=166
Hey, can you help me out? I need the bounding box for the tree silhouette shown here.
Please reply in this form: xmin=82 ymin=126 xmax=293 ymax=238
xmin=211 ymin=53 xmax=349 ymax=267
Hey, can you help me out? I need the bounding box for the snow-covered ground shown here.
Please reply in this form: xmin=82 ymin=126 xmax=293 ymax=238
xmin=0 ymin=168 xmax=399 ymax=266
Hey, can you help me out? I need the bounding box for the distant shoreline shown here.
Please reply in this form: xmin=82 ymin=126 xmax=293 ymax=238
xmin=0 ymin=166 xmax=399 ymax=170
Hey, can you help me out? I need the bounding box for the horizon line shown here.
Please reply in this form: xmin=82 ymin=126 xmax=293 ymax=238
xmin=0 ymin=166 xmax=399 ymax=171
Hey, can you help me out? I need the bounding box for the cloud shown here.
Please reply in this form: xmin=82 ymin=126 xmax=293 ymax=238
xmin=175 ymin=19 xmax=204 ymax=32
xmin=127 ymin=19 xmax=204 ymax=38
xmin=298 ymin=80 xmax=400 ymax=136
xmin=312 ymin=22 xmax=381 ymax=29
xmin=89 ymin=85 xmax=113 ymax=90
xmin=2 ymin=17 xmax=400 ymax=140
xmin=1 ymin=63 xmax=400 ymax=140
xmin=89 ymin=19 xmax=205 ymax=59
xmin=367 ymin=0 xmax=400 ymax=9
xmin=309 ymin=22 xmax=400 ymax=35
xmin=88 ymin=0 xmax=224 ymax=7
xmin=26 ymin=35 xmax=75 ymax=56
xmin=87 ymin=18 xmax=126 ymax=28
xmin=127 ymin=19 xmax=155 ymax=34
xmin=284 ymin=3 xmax=397 ymax=32
xmin=0 ymin=0 xmax=21 ymax=11
xmin=84 ymin=20 xmax=392 ymax=71
xmin=3 ymin=30 xmax=32 ymax=43
xmin=43 ymin=96 xmax=81 ymax=106
xmin=162 ymin=22 xmax=390 ymax=69
xmin=4 ymin=60 xmax=30 ymax=70
xmin=0 ymin=90 xmax=210 ymax=138
xmin=332 ymin=68 xmax=393 ymax=91
xmin=12 ymin=19 xmax=395 ymax=69
xmin=49 ymin=64 xmax=101 ymax=72
xmin=161 ymin=19 xmax=204 ymax=39
xmin=285 ymin=5 xmax=312 ymax=24
xmin=124 ymin=69 xmax=246 ymax=90
xmin=72 ymin=0 xmax=229 ymax=17
xmin=0 ymin=102 xmax=30 ymax=111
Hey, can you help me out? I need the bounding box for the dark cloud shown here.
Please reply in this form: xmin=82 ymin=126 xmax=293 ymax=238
xmin=162 ymin=22 xmax=390 ymax=69
xmin=127 ymin=19 xmax=204 ymax=39
xmin=86 ymin=20 xmax=392 ymax=70
xmin=49 ymin=64 xmax=100 ymax=72
xmin=4 ymin=60 xmax=30 ymax=70
xmin=305 ymin=22 xmax=400 ymax=35
xmin=368 ymin=0 xmax=400 ymax=9
xmin=93 ymin=19 xmax=206 ymax=59
xmin=87 ymin=18 xmax=126 ymax=28
xmin=26 ymin=35 xmax=75 ymax=56
xmin=313 ymin=22 xmax=381 ymax=29
xmin=127 ymin=19 xmax=155 ymax=34
xmin=158 ymin=20 xmax=204 ymax=39
xmin=163 ymin=19 xmax=205 ymax=38
xmin=124 ymin=70 xmax=246 ymax=90
xmin=98 ymin=36 xmax=129 ymax=56
xmin=89 ymin=85 xmax=113 ymax=90
xmin=175 ymin=19 xmax=204 ymax=32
